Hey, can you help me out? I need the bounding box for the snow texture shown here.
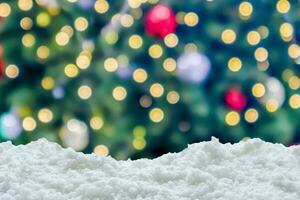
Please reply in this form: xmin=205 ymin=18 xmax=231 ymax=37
xmin=0 ymin=137 xmax=300 ymax=200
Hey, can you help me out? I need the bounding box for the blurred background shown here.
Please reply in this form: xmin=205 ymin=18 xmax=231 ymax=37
xmin=0 ymin=0 xmax=300 ymax=159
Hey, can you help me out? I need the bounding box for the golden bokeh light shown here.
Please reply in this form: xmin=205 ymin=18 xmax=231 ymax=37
xmin=128 ymin=35 xmax=143 ymax=49
xmin=149 ymin=108 xmax=164 ymax=123
xmin=167 ymin=91 xmax=180 ymax=104
xmin=90 ymin=116 xmax=104 ymax=130
xmin=225 ymin=111 xmax=240 ymax=126
xmin=276 ymin=0 xmax=290 ymax=14
xmin=20 ymin=17 xmax=33 ymax=30
xmin=104 ymin=58 xmax=118 ymax=72
xmin=289 ymin=94 xmax=300 ymax=109
xmin=55 ymin=32 xmax=70 ymax=46
xmin=95 ymin=0 xmax=109 ymax=13
xmin=0 ymin=3 xmax=11 ymax=18
xmin=221 ymin=29 xmax=236 ymax=44
xmin=148 ymin=44 xmax=163 ymax=59
xmin=239 ymin=1 xmax=253 ymax=17
xmin=163 ymin=58 xmax=177 ymax=72
xmin=254 ymin=47 xmax=268 ymax=62
xmin=22 ymin=117 xmax=37 ymax=131
xmin=112 ymin=86 xmax=127 ymax=101
xmin=164 ymin=33 xmax=179 ymax=48
xmin=5 ymin=65 xmax=19 ymax=79
xmin=74 ymin=17 xmax=88 ymax=31
xmin=252 ymin=83 xmax=265 ymax=98
xmin=184 ymin=12 xmax=199 ymax=27
xmin=247 ymin=31 xmax=261 ymax=46
xmin=266 ymin=99 xmax=279 ymax=112
xmin=94 ymin=145 xmax=109 ymax=156
xmin=41 ymin=76 xmax=55 ymax=90
xmin=133 ymin=68 xmax=148 ymax=83
xmin=61 ymin=25 xmax=74 ymax=37
xmin=36 ymin=12 xmax=50 ymax=27
xmin=288 ymin=76 xmax=300 ymax=90
xmin=36 ymin=46 xmax=50 ymax=59
xmin=132 ymin=138 xmax=146 ymax=150
xmin=150 ymin=83 xmax=164 ymax=98
xmin=18 ymin=0 xmax=33 ymax=11
xmin=22 ymin=33 xmax=36 ymax=47
xmin=228 ymin=57 xmax=242 ymax=72
xmin=280 ymin=22 xmax=293 ymax=39
xmin=78 ymin=85 xmax=92 ymax=99
xmin=288 ymin=44 xmax=300 ymax=59
xmin=120 ymin=14 xmax=134 ymax=27
xmin=38 ymin=108 xmax=53 ymax=123
xmin=244 ymin=108 xmax=259 ymax=123
xmin=64 ymin=64 xmax=79 ymax=78
xmin=76 ymin=55 xmax=91 ymax=69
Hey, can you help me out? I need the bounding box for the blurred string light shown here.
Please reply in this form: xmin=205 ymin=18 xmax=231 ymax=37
xmin=288 ymin=44 xmax=300 ymax=59
xmin=36 ymin=46 xmax=50 ymax=59
xmin=139 ymin=95 xmax=152 ymax=108
xmin=221 ymin=29 xmax=236 ymax=44
xmin=94 ymin=145 xmax=109 ymax=156
xmin=148 ymin=44 xmax=163 ymax=59
xmin=74 ymin=17 xmax=88 ymax=31
xmin=166 ymin=91 xmax=180 ymax=104
xmin=133 ymin=68 xmax=148 ymax=83
xmin=280 ymin=22 xmax=293 ymax=41
xmin=276 ymin=0 xmax=290 ymax=14
xmin=239 ymin=1 xmax=253 ymax=18
xmin=94 ymin=0 xmax=109 ymax=14
xmin=90 ymin=116 xmax=104 ymax=130
xmin=257 ymin=26 xmax=269 ymax=39
xmin=112 ymin=86 xmax=127 ymax=101
xmin=228 ymin=57 xmax=242 ymax=72
xmin=20 ymin=17 xmax=33 ymax=30
xmin=289 ymin=94 xmax=300 ymax=109
xmin=5 ymin=65 xmax=19 ymax=79
xmin=78 ymin=85 xmax=92 ymax=99
xmin=164 ymin=33 xmax=178 ymax=48
xmin=64 ymin=64 xmax=79 ymax=78
xmin=163 ymin=58 xmax=177 ymax=72
xmin=0 ymin=112 xmax=22 ymax=140
xmin=104 ymin=57 xmax=118 ymax=72
xmin=22 ymin=33 xmax=36 ymax=47
xmin=128 ymin=35 xmax=143 ymax=49
xmin=76 ymin=51 xmax=91 ymax=69
xmin=36 ymin=12 xmax=51 ymax=27
xmin=60 ymin=119 xmax=89 ymax=151
xmin=120 ymin=14 xmax=134 ymax=28
xmin=18 ymin=0 xmax=33 ymax=11
xmin=150 ymin=83 xmax=164 ymax=98
xmin=132 ymin=126 xmax=146 ymax=150
xmin=0 ymin=3 xmax=11 ymax=17
xmin=41 ymin=76 xmax=55 ymax=90
xmin=254 ymin=47 xmax=268 ymax=62
xmin=22 ymin=116 xmax=36 ymax=131
xmin=225 ymin=111 xmax=240 ymax=126
xmin=38 ymin=108 xmax=53 ymax=123
xmin=252 ymin=83 xmax=265 ymax=98
xmin=247 ymin=31 xmax=261 ymax=46
xmin=61 ymin=25 xmax=74 ymax=37
xmin=149 ymin=108 xmax=164 ymax=123
xmin=56 ymin=32 xmax=70 ymax=46
xmin=244 ymin=108 xmax=259 ymax=123
xmin=184 ymin=12 xmax=199 ymax=27
xmin=288 ymin=76 xmax=300 ymax=90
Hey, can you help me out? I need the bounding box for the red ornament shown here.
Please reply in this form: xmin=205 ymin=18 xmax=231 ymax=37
xmin=225 ymin=89 xmax=247 ymax=111
xmin=145 ymin=4 xmax=177 ymax=38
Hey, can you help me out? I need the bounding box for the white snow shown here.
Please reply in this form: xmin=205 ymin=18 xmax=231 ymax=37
xmin=0 ymin=137 xmax=300 ymax=200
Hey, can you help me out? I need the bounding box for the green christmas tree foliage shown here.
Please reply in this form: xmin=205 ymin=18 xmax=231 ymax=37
xmin=0 ymin=0 xmax=300 ymax=159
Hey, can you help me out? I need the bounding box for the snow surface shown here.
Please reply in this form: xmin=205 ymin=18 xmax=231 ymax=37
xmin=0 ymin=137 xmax=300 ymax=200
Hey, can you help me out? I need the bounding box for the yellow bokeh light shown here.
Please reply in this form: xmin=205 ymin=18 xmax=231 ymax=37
xmin=257 ymin=26 xmax=269 ymax=39
xmin=36 ymin=12 xmax=50 ymax=27
xmin=20 ymin=17 xmax=33 ymax=30
xmin=221 ymin=29 xmax=236 ymax=44
xmin=289 ymin=94 xmax=300 ymax=109
xmin=90 ymin=116 xmax=104 ymax=130
xmin=280 ymin=22 xmax=293 ymax=39
xmin=132 ymin=138 xmax=146 ymax=150
xmin=288 ymin=76 xmax=300 ymax=90
xmin=247 ymin=31 xmax=261 ymax=46
xmin=61 ymin=25 xmax=74 ymax=37
xmin=163 ymin=58 xmax=177 ymax=72
xmin=239 ymin=1 xmax=253 ymax=17
xmin=252 ymin=83 xmax=265 ymax=98
xmin=104 ymin=58 xmax=118 ymax=72
xmin=94 ymin=145 xmax=109 ymax=156
xmin=149 ymin=44 xmax=163 ymax=59
xmin=184 ymin=12 xmax=199 ymax=27
xmin=112 ymin=86 xmax=127 ymax=101
xmin=244 ymin=108 xmax=259 ymax=123
xmin=38 ymin=108 xmax=53 ymax=123
xmin=55 ymin=32 xmax=70 ymax=46
xmin=150 ymin=83 xmax=164 ymax=98
xmin=95 ymin=0 xmax=109 ymax=13
xmin=76 ymin=55 xmax=90 ymax=69
xmin=128 ymin=0 xmax=142 ymax=8
xmin=22 ymin=33 xmax=35 ymax=47
xmin=128 ymin=35 xmax=143 ymax=49
xmin=133 ymin=68 xmax=148 ymax=83
xmin=0 ymin=3 xmax=11 ymax=18
xmin=37 ymin=46 xmax=50 ymax=59
xmin=78 ymin=85 xmax=92 ymax=99
xmin=18 ymin=0 xmax=33 ymax=11
xmin=120 ymin=14 xmax=134 ymax=27
xmin=276 ymin=0 xmax=290 ymax=14
xmin=266 ymin=99 xmax=279 ymax=112
xmin=282 ymin=69 xmax=294 ymax=82
xmin=22 ymin=117 xmax=36 ymax=131
xmin=74 ymin=17 xmax=88 ymax=31
xmin=288 ymin=44 xmax=300 ymax=59
xmin=225 ymin=111 xmax=240 ymax=126
xmin=41 ymin=76 xmax=55 ymax=90
xmin=254 ymin=47 xmax=268 ymax=62
xmin=64 ymin=64 xmax=79 ymax=78
xmin=149 ymin=108 xmax=164 ymax=123
xmin=104 ymin=31 xmax=119 ymax=45
xmin=167 ymin=91 xmax=180 ymax=104
xmin=133 ymin=126 xmax=146 ymax=138
xmin=228 ymin=57 xmax=242 ymax=72
xmin=5 ymin=65 xmax=19 ymax=79
xmin=164 ymin=33 xmax=179 ymax=48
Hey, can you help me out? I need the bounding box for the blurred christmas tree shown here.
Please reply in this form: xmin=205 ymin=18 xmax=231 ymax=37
xmin=0 ymin=0 xmax=300 ymax=159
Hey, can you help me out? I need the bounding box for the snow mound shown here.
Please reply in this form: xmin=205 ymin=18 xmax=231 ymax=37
xmin=0 ymin=137 xmax=300 ymax=200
